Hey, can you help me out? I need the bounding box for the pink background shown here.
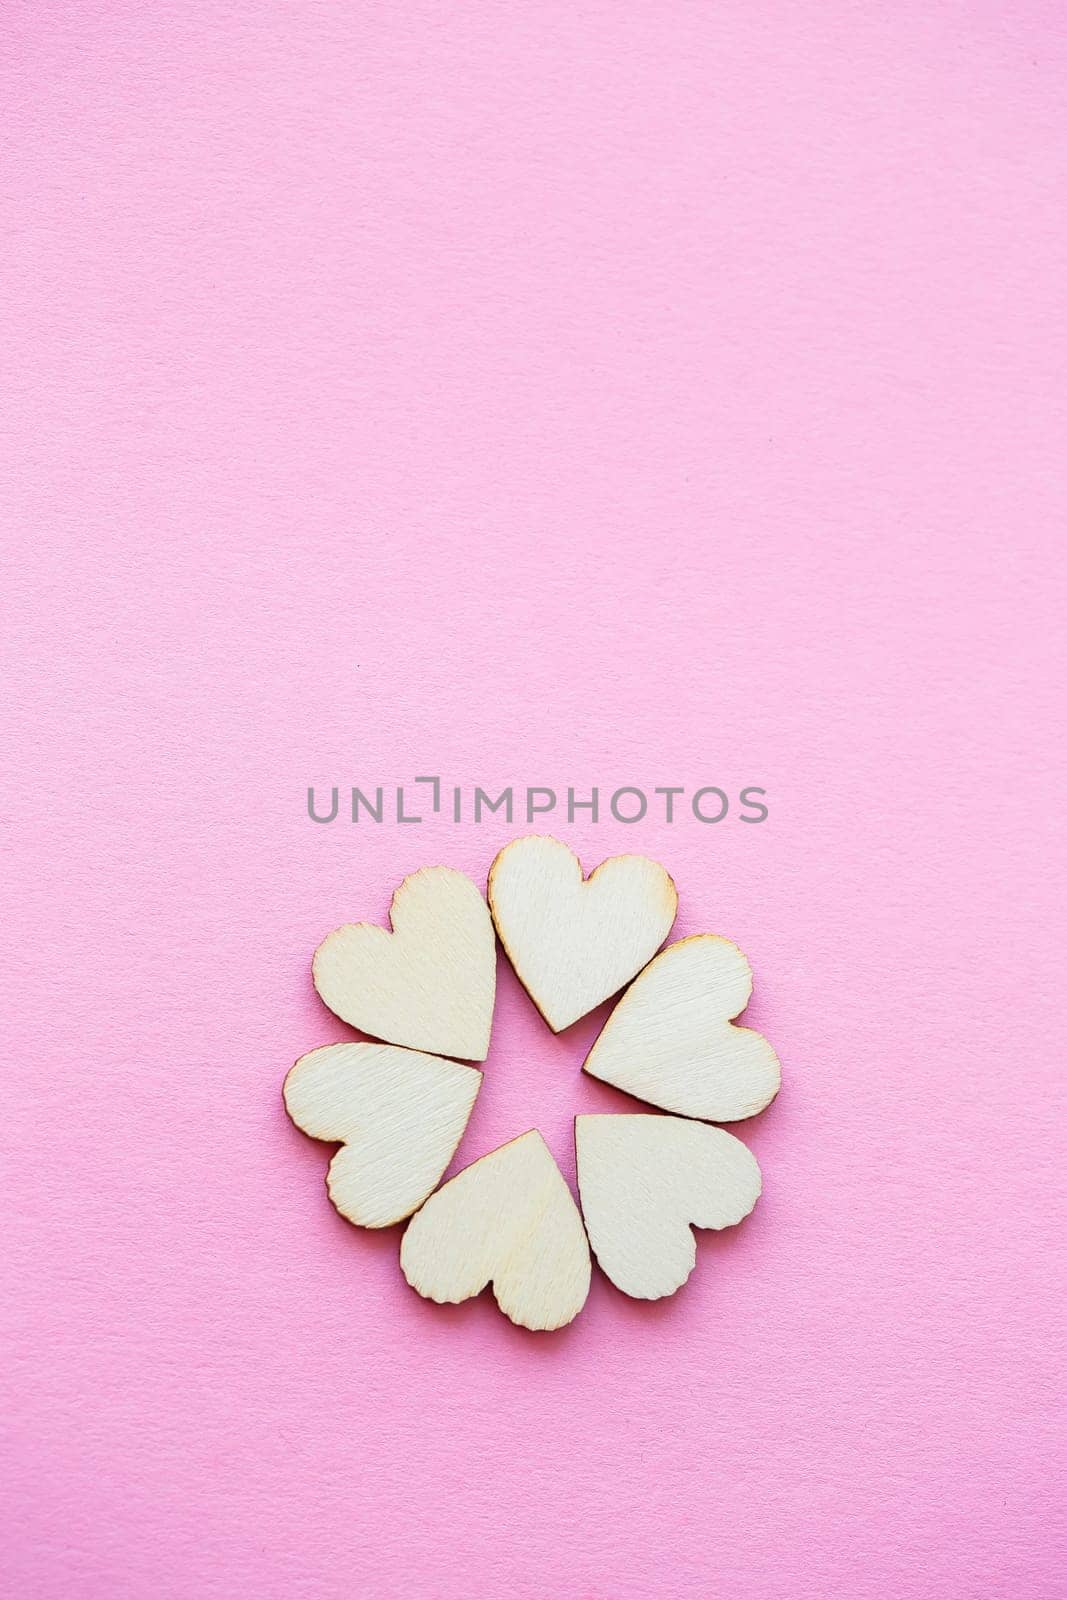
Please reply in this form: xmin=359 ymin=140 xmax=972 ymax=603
xmin=3 ymin=4 xmax=1065 ymax=1596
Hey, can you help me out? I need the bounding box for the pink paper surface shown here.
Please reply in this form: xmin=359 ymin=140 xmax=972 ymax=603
xmin=3 ymin=5 xmax=1065 ymax=1597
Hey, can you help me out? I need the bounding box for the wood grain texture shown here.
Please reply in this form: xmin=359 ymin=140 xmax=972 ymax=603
xmin=312 ymin=865 xmax=496 ymax=1060
xmin=583 ymin=934 xmax=781 ymax=1120
xmin=400 ymin=1130 xmax=591 ymax=1331
xmin=283 ymin=1042 xmax=482 ymax=1228
xmin=576 ymin=1114 xmax=762 ymax=1300
xmin=487 ymin=834 xmax=677 ymax=1032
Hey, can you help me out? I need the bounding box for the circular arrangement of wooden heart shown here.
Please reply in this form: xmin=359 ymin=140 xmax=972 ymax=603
xmin=285 ymin=834 xmax=781 ymax=1332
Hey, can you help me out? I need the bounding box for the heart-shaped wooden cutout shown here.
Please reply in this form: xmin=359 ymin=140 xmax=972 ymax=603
xmin=576 ymin=1114 xmax=762 ymax=1299
xmin=313 ymin=866 xmax=496 ymax=1060
xmin=400 ymin=1130 xmax=591 ymax=1330
xmin=283 ymin=1042 xmax=482 ymax=1228
xmin=487 ymin=835 xmax=677 ymax=1032
xmin=583 ymin=934 xmax=781 ymax=1120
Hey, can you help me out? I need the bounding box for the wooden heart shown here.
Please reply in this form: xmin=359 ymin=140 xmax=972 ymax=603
xmin=313 ymin=866 xmax=496 ymax=1060
xmin=400 ymin=1131 xmax=591 ymax=1330
xmin=487 ymin=835 xmax=677 ymax=1031
xmin=576 ymin=1114 xmax=762 ymax=1299
xmin=283 ymin=1042 xmax=482 ymax=1228
xmin=583 ymin=934 xmax=781 ymax=1120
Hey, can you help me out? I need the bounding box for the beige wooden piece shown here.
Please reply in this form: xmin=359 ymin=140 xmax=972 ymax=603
xmin=313 ymin=866 xmax=496 ymax=1060
xmin=576 ymin=1113 xmax=762 ymax=1299
xmin=400 ymin=1130 xmax=591 ymax=1330
xmin=284 ymin=1042 xmax=482 ymax=1227
xmin=583 ymin=934 xmax=781 ymax=1120
xmin=487 ymin=835 xmax=677 ymax=1031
